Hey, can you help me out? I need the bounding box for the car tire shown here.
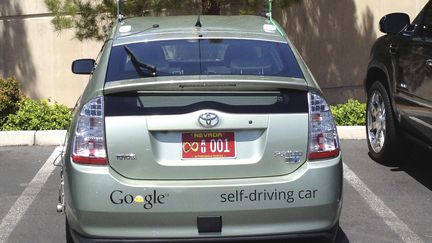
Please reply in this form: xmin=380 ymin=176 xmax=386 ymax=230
xmin=66 ymin=217 xmax=74 ymax=243
xmin=366 ymin=81 xmax=399 ymax=164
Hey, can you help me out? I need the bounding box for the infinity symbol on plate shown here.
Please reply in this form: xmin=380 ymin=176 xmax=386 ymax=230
xmin=183 ymin=142 xmax=199 ymax=153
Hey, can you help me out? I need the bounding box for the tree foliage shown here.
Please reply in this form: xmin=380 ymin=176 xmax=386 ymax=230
xmin=0 ymin=76 xmax=23 ymax=126
xmin=45 ymin=0 xmax=300 ymax=41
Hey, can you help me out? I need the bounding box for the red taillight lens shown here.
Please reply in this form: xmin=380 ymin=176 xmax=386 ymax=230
xmin=72 ymin=96 xmax=107 ymax=165
xmin=308 ymin=92 xmax=340 ymax=160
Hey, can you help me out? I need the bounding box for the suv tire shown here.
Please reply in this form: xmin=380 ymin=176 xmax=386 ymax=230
xmin=366 ymin=81 xmax=399 ymax=164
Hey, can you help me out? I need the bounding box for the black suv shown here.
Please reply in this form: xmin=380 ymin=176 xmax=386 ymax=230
xmin=365 ymin=2 xmax=432 ymax=162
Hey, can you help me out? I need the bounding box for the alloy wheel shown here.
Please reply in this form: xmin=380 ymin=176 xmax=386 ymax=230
xmin=367 ymin=90 xmax=387 ymax=153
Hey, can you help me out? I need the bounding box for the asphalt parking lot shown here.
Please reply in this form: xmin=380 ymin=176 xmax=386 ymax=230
xmin=0 ymin=140 xmax=431 ymax=243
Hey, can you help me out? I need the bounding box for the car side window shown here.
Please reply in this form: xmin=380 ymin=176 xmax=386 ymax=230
xmin=423 ymin=6 xmax=432 ymax=25
xmin=419 ymin=3 xmax=432 ymax=36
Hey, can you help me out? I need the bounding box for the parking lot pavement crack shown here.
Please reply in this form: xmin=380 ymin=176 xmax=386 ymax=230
xmin=343 ymin=163 xmax=424 ymax=243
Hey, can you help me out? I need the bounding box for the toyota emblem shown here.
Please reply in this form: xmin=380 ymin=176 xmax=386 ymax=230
xmin=198 ymin=112 xmax=219 ymax=128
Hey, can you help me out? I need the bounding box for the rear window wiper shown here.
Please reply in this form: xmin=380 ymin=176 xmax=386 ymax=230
xmin=124 ymin=45 xmax=157 ymax=77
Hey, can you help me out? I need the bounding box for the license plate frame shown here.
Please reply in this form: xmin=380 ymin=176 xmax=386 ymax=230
xmin=181 ymin=132 xmax=236 ymax=159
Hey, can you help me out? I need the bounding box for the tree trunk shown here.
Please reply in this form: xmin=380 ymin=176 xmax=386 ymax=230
xmin=201 ymin=0 xmax=221 ymax=15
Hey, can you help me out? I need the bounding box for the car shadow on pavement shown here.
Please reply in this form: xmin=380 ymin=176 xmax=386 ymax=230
xmin=369 ymin=142 xmax=432 ymax=191
xmin=388 ymin=145 xmax=432 ymax=191
xmin=236 ymin=226 xmax=350 ymax=243
xmin=335 ymin=227 xmax=350 ymax=243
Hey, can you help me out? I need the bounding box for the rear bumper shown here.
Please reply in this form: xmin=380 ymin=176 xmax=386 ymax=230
xmin=71 ymin=223 xmax=339 ymax=243
xmin=64 ymin=155 xmax=342 ymax=240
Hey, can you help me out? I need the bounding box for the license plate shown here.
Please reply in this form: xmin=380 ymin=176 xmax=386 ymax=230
xmin=182 ymin=132 xmax=235 ymax=159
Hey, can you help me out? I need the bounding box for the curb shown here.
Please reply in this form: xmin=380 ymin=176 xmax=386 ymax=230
xmin=336 ymin=126 xmax=366 ymax=140
xmin=0 ymin=130 xmax=67 ymax=146
xmin=0 ymin=126 xmax=366 ymax=146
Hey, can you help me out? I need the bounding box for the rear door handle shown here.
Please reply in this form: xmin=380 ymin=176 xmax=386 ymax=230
xmin=426 ymin=59 xmax=432 ymax=67
xmin=389 ymin=44 xmax=398 ymax=54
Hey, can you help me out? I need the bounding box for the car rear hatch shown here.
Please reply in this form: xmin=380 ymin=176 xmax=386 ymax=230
xmin=104 ymin=79 xmax=309 ymax=180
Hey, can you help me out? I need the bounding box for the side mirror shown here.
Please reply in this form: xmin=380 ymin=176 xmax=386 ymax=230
xmin=379 ymin=13 xmax=410 ymax=34
xmin=72 ymin=59 xmax=95 ymax=75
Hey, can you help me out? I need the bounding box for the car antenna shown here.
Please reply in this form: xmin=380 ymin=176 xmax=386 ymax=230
xmin=195 ymin=15 xmax=202 ymax=28
xmin=117 ymin=0 xmax=125 ymax=22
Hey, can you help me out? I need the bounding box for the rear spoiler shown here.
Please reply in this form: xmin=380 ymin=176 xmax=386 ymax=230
xmin=103 ymin=77 xmax=308 ymax=95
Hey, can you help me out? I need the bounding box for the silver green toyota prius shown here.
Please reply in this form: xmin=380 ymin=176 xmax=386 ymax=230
xmin=61 ymin=14 xmax=342 ymax=242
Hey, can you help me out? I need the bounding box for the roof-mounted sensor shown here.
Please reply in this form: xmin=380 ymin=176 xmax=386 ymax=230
xmin=263 ymin=24 xmax=276 ymax=33
xmin=119 ymin=25 xmax=131 ymax=33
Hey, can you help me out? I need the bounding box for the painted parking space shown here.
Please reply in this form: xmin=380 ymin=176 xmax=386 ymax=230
xmin=0 ymin=147 xmax=62 ymax=243
xmin=0 ymin=146 xmax=55 ymax=221
xmin=340 ymin=140 xmax=432 ymax=243
xmin=3 ymin=167 xmax=64 ymax=243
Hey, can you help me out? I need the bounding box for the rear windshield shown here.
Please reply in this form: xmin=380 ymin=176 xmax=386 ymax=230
xmin=106 ymin=39 xmax=304 ymax=82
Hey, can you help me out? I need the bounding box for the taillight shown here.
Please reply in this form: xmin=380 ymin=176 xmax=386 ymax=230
xmin=308 ymin=92 xmax=340 ymax=160
xmin=72 ymin=96 xmax=107 ymax=165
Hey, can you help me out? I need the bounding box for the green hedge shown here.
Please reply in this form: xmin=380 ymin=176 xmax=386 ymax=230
xmin=330 ymin=99 xmax=366 ymax=126
xmin=1 ymin=98 xmax=71 ymax=131
xmin=0 ymin=76 xmax=71 ymax=131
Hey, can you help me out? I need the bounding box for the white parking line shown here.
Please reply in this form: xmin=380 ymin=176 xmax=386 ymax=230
xmin=0 ymin=146 xmax=62 ymax=243
xmin=343 ymin=163 xmax=424 ymax=243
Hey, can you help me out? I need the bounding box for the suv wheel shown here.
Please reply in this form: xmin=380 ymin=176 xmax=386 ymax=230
xmin=366 ymin=81 xmax=399 ymax=164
